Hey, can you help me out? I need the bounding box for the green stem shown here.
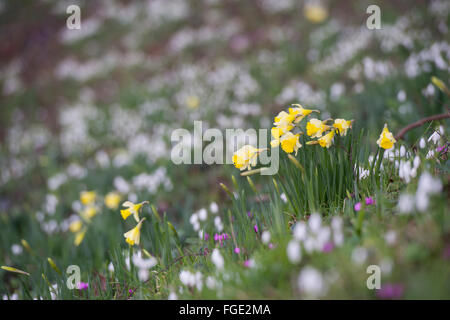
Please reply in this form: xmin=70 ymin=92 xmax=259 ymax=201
xmin=374 ymin=149 xmax=385 ymax=183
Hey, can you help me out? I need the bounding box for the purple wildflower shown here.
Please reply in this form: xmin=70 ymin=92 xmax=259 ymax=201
xmin=234 ymin=247 xmax=240 ymax=254
xmin=365 ymin=197 xmax=375 ymax=205
xmin=354 ymin=202 xmax=362 ymax=211
xmin=76 ymin=282 xmax=89 ymax=290
xmin=253 ymin=225 xmax=258 ymax=233
xmin=322 ymin=242 xmax=334 ymax=253
xmin=376 ymin=283 xmax=404 ymax=299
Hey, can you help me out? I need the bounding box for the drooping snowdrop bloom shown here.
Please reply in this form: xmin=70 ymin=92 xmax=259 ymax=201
xmin=261 ymin=231 xmax=271 ymax=244
xmin=428 ymin=131 xmax=440 ymax=144
xmin=297 ymin=267 xmax=327 ymax=298
xmin=198 ymin=208 xmax=208 ymax=221
xmin=351 ymin=247 xmax=368 ymax=265
xmin=287 ymin=240 xmax=302 ymax=263
xmin=211 ymin=248 xmax=224 ymax=270
xmin=209 ymin=202 xmax=219 ymax=214
xmin=419 ymin=137 xmax=426 ymax=149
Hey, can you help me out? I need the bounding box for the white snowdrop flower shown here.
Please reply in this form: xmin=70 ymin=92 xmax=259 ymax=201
xmin=397 ymin=193 xmax=415 ymax=214
xmin=211 ymin=248 xmax=224 ymax=270
xmin=351 ymin=247 xmax=368 ymax=265
xmin=198 ymin=208 xmax=208 ymax=221
xmin=384 ymin=230 xmax=397 ymax=246
xmin=195 ymin=272 xmax=203 ymax=291
xmin=316 ymin=227 xmax=331 ymax=249
xmin=399 ymin=145 xmax=406 ymax=157
xmin=308 ymin=213 xmax=322 ymax=232
xmin=108 ymin=262 xmax=115 ymax=273
xmin=426 ymin=149 xmax=435 ymax=159
xmin=168 ymin=292 xmax=178 ymax=300
xmin=417 ymin=171 xmax=442 ymax=195
xmin=428 ymin=131 xmax=440 ymax=144
xmin=415 ymin=192 xmax=429 ymax=212
xmin=132 ymin=251 xmax=157 ymax=269
xmin=423 ymin=84 xmax=435 ymax=97
xmin=113 ymin=176 xmax=131 ymax=194
xmin=287 ymin=240 xmax=302 ymax=263
xmin=189 ymin=213 xmax=199 ymax=225
xmin=125 ymin=256 xmax=130 ymax=271
xmin=138 ymin=269 xmax=149 ymax=282
xmin=293 ymin=222 xmax=307 ymax=241
xmin=206 ymin=276 xmax=217 ymax=289
xmin=419 ymin=137 xmax=426 ymax=149
xmin=397 ymin=90 xmax=406 ymax=102
xmin=50 ymin=284 xmax=58 ymax=300
xmin=3 ymin=293 xmax=18 ymax=300
xmin=209 ymin=202 xmax=219 ymax=214
xmin=11 ymin=244 xmax=23 ymax=255
xmin=333 ymin=231 xmax=344 ymax=246
xmin=413 ymin=156 xmax=420 ymax=169
xmin=192 ymin=221 xmax=200 ymax=232
xmin=297 ymin=267 xmax=327 ymax=299
xmin=47 ymin=173 xmax=67 ymax=191
xmin=261 ymin=231 xmax=271 ymax=244
xmin=303 ymin=236 xmax=315 ymax=253
xmin=214 ymin=216 xmax=223 ymax=232
xmin=438 ymin=125 xmax=444 ymax=135
xmin=380 ymin=258 xmax=393 ymax=275
xmin=331 ymin=216 xmax=343 ymax=231
xmin=280 ymin=193 xmax=288 ymax=203
xmin=179 ymin=270 xmax=195 ymax=287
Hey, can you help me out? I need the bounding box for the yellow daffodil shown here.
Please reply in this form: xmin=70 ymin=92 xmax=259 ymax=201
xmin=377 ymin=124 xmax=396 ymax=150
xmin=304 ymin=3 xmax=328 ymax=24
xmin=273 ymin=111 xmax=296 ymax=128
xmin=69 ymin=220 xmax=83 ymax=233
xmin=333 ymin=119 xmax=352 ymax=136
xmin=120 ymin=201 xmax=149 ymax=222
xmin=74 ymin=228 xmax=86 ymax=246
xmin=307 ymin=130 xmax=335 ymax=148
xmin=105 ymin=192 xmax=121 ymax=210
xmin=124 ymin=218 xmax=146 ymax=246
xmin=232 ymin=145 xmax=264 ymax=171
xmin=80 ymin=206 xmax=98 ymax=221
xmin=318 ymin=130 xmax=335 ymax=148
xmin=289 ymin=104 xmax=319 ymax=123
xmin=80 ymin=191 xmax=96 ymax=205
xmin=270 ymin=126 xmax=291 ymax=148
xmin=306 ymin=119 xmax=330 ymax=138
xmin=280 ymin=132 xmax=302 ymax=155
xmin=1 ymin=266 xmax=30 ymax=276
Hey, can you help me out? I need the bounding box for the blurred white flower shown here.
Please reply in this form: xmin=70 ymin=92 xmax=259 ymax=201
xmin=261 ymin=231 xmax=271 ymax=244
xmin=287 ymin=240 xmax=302 ymax=263
xmin=351 ymin=247 xmax=368 ymax=265
xmin=297 ymin=267 xmax=327 ymax=298
xmin=211 ymin=248 xmax=224 ymax=270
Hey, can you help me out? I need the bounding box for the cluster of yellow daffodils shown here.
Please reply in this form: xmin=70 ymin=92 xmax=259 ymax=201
xmin=377 ymin=124 xmax=396 ymax=150
xmin=70 ymin=190 xmax=123 ymax=246
xmin=306 ymin=118 xmax=353 ymax=148
xmin=232 ymin=145 xmax=265 ymax=171
xmin=69 ymin=191 xmax=99 ymax=246
xmin=121 ymin=201 xmax=149 ymax=246
xmin=271 ymin=105 xmax=319 ymax=155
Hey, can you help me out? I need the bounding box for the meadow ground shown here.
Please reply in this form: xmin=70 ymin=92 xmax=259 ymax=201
xmin=0 ymin=0 xmax=449 ymax=300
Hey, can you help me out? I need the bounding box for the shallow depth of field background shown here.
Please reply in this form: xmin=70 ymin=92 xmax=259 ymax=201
xmin=0 ymin=0 xmax=449 ymax=300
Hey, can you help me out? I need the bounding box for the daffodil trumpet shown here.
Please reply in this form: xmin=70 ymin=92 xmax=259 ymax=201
xmin=124 ymin=218 xmax=146 ymax=246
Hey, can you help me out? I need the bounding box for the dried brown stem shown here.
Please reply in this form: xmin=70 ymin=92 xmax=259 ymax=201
xmin=395 ymin=112 xmax=450 ymax=140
